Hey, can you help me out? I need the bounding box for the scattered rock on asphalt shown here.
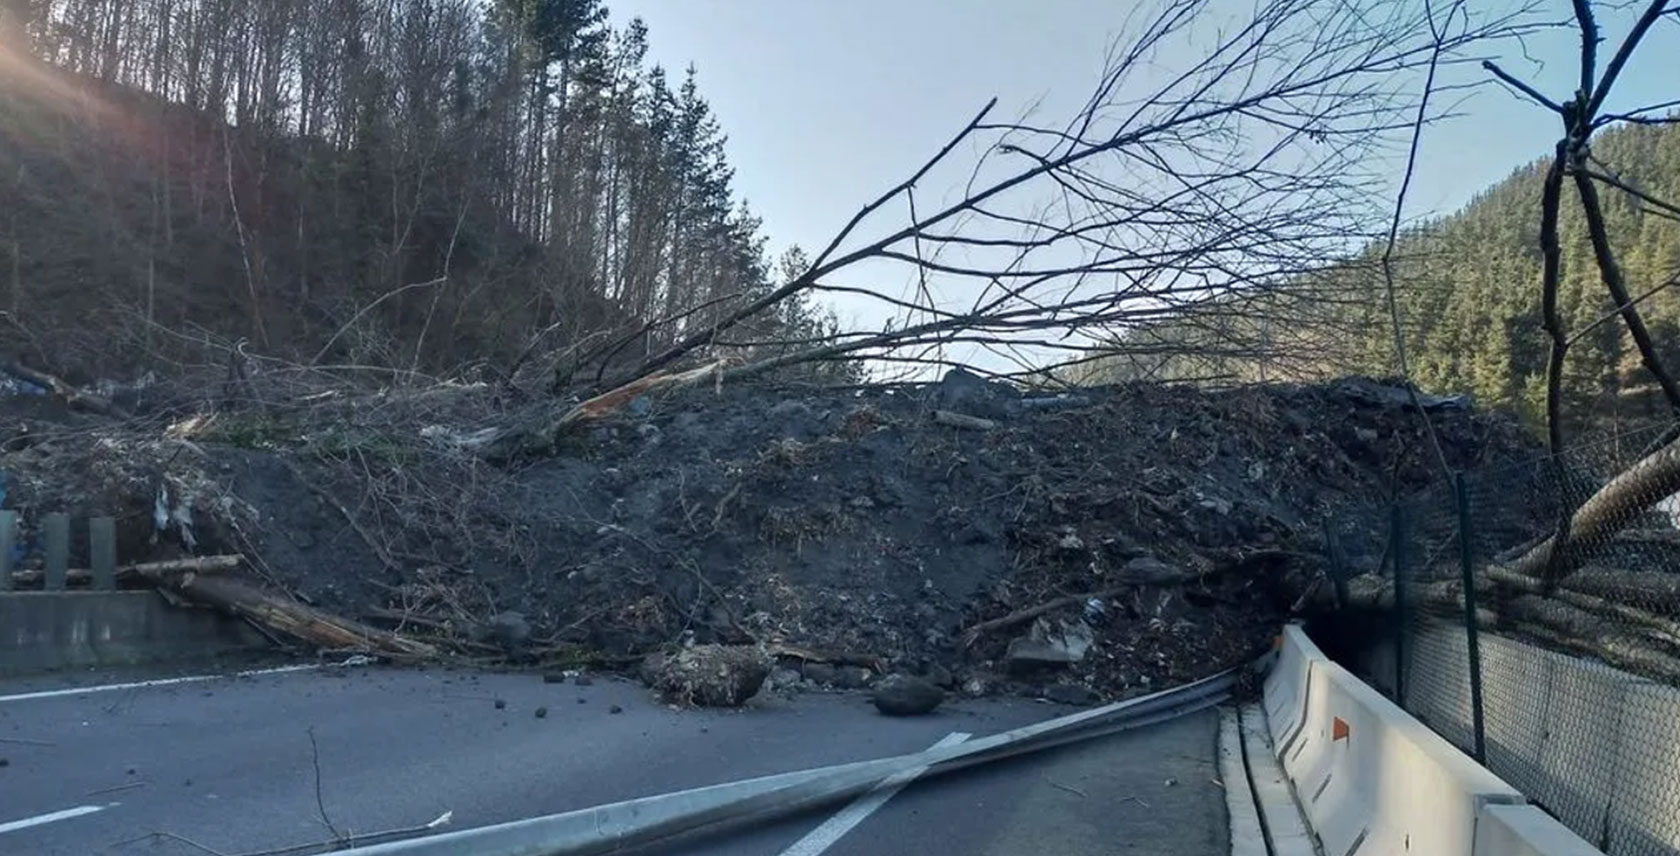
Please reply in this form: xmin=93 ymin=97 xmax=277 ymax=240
xmin=1043 ymin=683 xmax=1100 ymax=706
xmin=534 ymin=706 xmax=548 ymax=718
xmin=542 ymin=672 xmax=566 ymax=684
xmin=0 ymin=758 xmax=9 ymax=768
xmin=574 ymin=674 xmax=593 ymax=686
xmin=609 ymin=704 xmax=623 ymax=714
xmin=493 ymin=698 xmax=506 ymax=710
xmin=962 ymin=676 xmax=990 ymax=697
xmin=1006 ymin=617 xmax=1095 ymax=670
xmin=872 ymin=674 xmax=944 ymax=716
xmin=643 ymin=644 xmax=772 ymax=707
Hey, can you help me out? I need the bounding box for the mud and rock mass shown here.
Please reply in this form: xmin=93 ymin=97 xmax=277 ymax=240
xmin=0 ymin=371 xmax=1536 ymax=701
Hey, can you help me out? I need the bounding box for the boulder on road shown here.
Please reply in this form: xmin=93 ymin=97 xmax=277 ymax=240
xmin=1006 ymin=617 xmax=1094 ymax=670
xmin=642 ymin=644 xmax=772 ymax=707
xmin=872 ymin=673 xmax=944 ymax=716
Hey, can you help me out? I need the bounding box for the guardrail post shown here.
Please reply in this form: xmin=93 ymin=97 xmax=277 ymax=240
xmin=1390 ymin=501 xmax=1407 ymax=707
xmin=90 ymin=516 xmax=116 ymax=591
xmin=44 ymin=512 xmax=69 ymax=591
xmin=1454 ymin=472 xmax=1487 ymax=764
xmin=0 ymin=510 xmax=14 ymax=591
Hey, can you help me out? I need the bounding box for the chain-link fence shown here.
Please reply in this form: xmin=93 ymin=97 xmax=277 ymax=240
xmin=1324 ymin=423 xmax=1680 ymax=855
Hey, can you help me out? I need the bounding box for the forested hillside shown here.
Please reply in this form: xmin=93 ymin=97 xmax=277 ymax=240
xmin=1365 ymin=121 xmax=1679 ymax=426
xmin=1092 ymin=120 xmax=1680 ymax=430
xmin=0 ymin=1 xmax=843 ymax=384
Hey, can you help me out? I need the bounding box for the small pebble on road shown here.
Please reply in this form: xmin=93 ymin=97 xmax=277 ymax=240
xmin=535 ymin=706 xmax=548 ymax=718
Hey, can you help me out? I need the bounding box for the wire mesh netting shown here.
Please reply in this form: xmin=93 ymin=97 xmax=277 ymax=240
xmin=1326 ymin=422 xmax=1680 ymax=855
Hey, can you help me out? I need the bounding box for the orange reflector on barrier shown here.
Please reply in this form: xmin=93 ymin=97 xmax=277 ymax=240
xmin=1332 ymin=717 xmax=1350 ymax=742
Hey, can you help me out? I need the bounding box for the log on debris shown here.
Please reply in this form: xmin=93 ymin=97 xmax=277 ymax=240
xmin=482 ymin=360 xmax=727 ymax=459
xmin=931 ymin=409 xmax=997 ymax=431
xmin=1500 ymin=595 xmax=1680 ymax=682
xmin=960 ymin=551 xmax=1292 ymax=647
xmin=1 ymin=358 xmax=133 ymax=419
xmin=960 ymin=587 xmax=1130 ymax=648
xmin=1336 ymin=568 xmax=1680 ymax=681
xmin=136 ymin=566 xmax=436 ymax=659
xmin=1510 ymin=435 xmax=1680 ymax=580
xmin=765 ymin=642 xmax=885 ymax=672
xmin=8 ymin=555 xmax=242 ymax=588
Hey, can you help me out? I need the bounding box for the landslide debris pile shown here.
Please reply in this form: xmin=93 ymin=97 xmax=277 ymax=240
xmin=0 ymin=370 xmax=1535 ymax=702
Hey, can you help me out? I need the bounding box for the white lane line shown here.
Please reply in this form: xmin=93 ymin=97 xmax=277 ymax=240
xmin=0 ymin=664 xmax=319 ymax=704
xmin=0 ymin=804 xmax=113 ymax=835
xmin=778 ymin=731 xmax=970 ymax=856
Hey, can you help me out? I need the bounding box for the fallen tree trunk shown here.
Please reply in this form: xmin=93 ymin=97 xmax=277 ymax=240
xmin=137 ymin=567 xmax=436 ymax=658
xmin=8 ymin=555 xmax=242 ymax=588
xmin=1335 ymin=568 xmax=1680 ymax=681
xmin=1500 ymin=595 xmax=1680 ymax=682
xmin=1 ymin=358 xmax=132 ymax=419
xmin=481 ymin=360 xmax=727 ymax=460
xmin=1510 ymin=435 xmax=1680 ymax=580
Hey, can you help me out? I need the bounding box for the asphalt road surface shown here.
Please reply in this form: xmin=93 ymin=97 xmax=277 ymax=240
xmin=0 ymin=664 xmax=1228 ymax=855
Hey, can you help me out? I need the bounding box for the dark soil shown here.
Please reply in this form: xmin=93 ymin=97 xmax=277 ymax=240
xmin=0 ymin=372 xmax=1538 ymax=700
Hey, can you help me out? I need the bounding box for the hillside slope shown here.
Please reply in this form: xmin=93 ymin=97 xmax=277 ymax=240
xmin=1090 ymin=120 xmax=1680 ymax=431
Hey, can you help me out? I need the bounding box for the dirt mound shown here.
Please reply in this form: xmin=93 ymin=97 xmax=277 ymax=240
xmin=0 ymin=372 xmax=1536 ymax=700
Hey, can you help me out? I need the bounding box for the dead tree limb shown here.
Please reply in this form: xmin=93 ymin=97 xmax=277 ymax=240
xmin=576 ymin=0 xmax=1539 ymax=390
xmin=8 ymin=554 xmax=241 ymax=588
xmin=1569 ymin=166 xmax=1680 ymax=414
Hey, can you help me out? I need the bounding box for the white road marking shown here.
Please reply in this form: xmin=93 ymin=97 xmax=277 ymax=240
xmin=0 ymin=804 xmax=113 ymax=835
xmin=0 ymin=664 xmax=319 ymax=704
xmin=778 ymin=731 xmax=970 ymax=856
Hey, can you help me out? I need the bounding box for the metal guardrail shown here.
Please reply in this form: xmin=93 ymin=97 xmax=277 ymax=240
xmin=338 ymin=668 xmax=1241 ymax=855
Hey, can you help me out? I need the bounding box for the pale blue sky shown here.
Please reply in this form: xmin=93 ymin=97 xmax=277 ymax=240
xmin=609 ymin=1 xmax=1677 ymax=332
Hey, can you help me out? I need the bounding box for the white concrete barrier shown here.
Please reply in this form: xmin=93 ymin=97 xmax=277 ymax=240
xmin=1263 ymin=624 xmax=1326 ymax=752
xmin=1265 ymin=624 xmax=1560 ymax=856
xmin=1476 ymin=805 xmax=1604 ymax=856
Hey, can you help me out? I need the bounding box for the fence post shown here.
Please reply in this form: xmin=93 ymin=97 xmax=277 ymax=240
xmin=90 ymin=517 xmax=116 ymax=591
xmin=1323 ymin=518 xmax=1348 ymax=608
xmin=1454 ymin=472 xmax=1488 ymax=763
xmin=0 ymin=510 xmax=14 ymax=591
xmin=44 ymin=512 xmax=69 ymax=591
xmin=1391 ymin=501 xmax=1407 ymax=706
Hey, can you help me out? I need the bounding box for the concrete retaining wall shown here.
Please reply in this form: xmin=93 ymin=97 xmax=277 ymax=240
xmin=1356 ymin=624 xmax=1680 ymax=855
xmin=1 ymin=591 xmax=268 ymax=676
